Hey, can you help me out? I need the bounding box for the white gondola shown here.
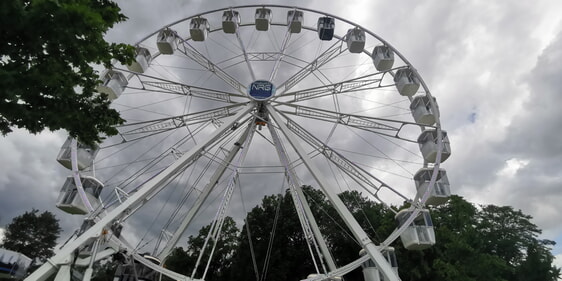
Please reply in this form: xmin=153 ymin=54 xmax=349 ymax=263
xmin=410 ymin=96 xmax=438 ymax=126
xmin=0 ymin=249 xmax=32 ymax=280
xmin=56 ymin=176 xmax=103 ymax=215
xmin=96 ymin=69 xmax=127 ymax=101
xmin=371 ymin=45 xmax=394 ymax=72
xmin=113 ymin=254 xmax=161 ymax=281
xmin=346 ymin=28 xmax=366 ymax=53
xmin=127 ymin=47 xmax=151 ymax=73
xmin=255 ymin=8 xmax=272 ymax=31
xmin=190 ymin=17 xmax=210 ymax=42
xmin=287 ymin=10 xmax=304 ymax=33
xmin=56 ymin=136 xmax=99 ymax=170
xmin=394 ymin=68 xmax=419 ymax=96
xmin=222 ymin=10 xmax=240 ymax=34
xmin=414 ymin=168 xmax=450 ymax=206
xmin=417 ymin=129 xmax=451 ymax=163
xmin=395 ymin=209 xmax=435 ymax=250
xmin=359 ymin=247 xmax=398 ymax=281
xmin=156 ymin=29 xmax=178 ymax=55
xmin=317 ymin=16 xmax=335 ymax=40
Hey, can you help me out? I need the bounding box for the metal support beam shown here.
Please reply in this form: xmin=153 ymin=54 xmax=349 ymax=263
xmin=268 ymin=124 xmax=337 ymax=272
xmin=24 ymin=102 xmax=254 ymax=281
xmin=267 ymin=104 xmax=400 ymax=281
xmin=157 ymin=121 xmax=255 ymax=261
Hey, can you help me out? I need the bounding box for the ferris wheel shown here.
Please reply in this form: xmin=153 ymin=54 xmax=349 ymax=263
xmin=27 ymin=5 xmax=452 ymax=281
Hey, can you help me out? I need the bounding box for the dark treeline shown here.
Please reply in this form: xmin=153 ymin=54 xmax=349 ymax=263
xmin=93 ymin=187 xmax=560 ymax=281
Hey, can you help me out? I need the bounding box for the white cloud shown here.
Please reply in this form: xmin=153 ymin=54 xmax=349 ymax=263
xmin=497 ymin=158 xmax=530 ymax=178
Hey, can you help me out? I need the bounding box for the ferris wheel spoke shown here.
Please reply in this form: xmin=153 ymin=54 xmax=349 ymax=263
xmin=275 ymin=102 xmax=421 ymax=142
xmin=28 ymin=103 xmax=255 ymax=281
xmin=267 ymin=104 xmax=401 ymax=281
xmin=274 ymin=71 xmax=397 ymax=103
xmin=177 ymin=40 xmax=247 ymax=95
xmin=119 ymin=69 xmax=247 ymax=103
xmin=268 ymin=123 xmax=336 ymax=272
xmin=274 ymin=110 xmax=409 ymax=205
xmin=235 ymin=27 xmax=256 ymax=81
xmin=113 ymin=103 xmax=249 ymax=143
xmin=275 ymin=39 xmax=346 ymax=95
xmin=157 ymin=121 xmax=256 ymax=261
xmin=268 ymin=26 xmax=292 ymax=81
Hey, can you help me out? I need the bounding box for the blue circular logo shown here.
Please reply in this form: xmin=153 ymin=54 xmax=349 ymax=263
xmin=248 ymin=80 xmax=275 ymax=101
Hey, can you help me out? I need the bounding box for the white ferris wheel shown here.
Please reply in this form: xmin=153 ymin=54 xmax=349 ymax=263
xmin=26 ymin=5 xmax=452 ymax=281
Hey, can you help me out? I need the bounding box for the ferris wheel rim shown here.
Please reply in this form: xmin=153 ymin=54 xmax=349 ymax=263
xmin=49 ymin=5 xmax=450 ymax=281
xmin=117 ymin=4 xmax=443 ymax=277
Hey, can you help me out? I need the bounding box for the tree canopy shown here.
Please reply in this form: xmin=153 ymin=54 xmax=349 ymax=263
xmin=0 ymin=0 xmax=134 ymax=145
xmin=0 ymin=209 xmax=62 ymax=266
xmin=112 ymin=190 xmax=561 ymax=281
xmin=165 ymin=216 xmax=239 ymax=281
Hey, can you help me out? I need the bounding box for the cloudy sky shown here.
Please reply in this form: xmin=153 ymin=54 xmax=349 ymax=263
xmin=2 ymin=0 xmax=562 ymax=276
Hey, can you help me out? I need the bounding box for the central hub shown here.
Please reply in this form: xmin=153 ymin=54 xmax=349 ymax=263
xmin=247 ymin=80 xmax=276 ymax=101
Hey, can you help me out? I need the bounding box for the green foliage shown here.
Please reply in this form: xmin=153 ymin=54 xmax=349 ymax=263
xmin=395 ymin=195 xmax=560 ymax=281
xmin=230 ymin=192 xmax=317 ymax=281
xmin=165 ymin=217 xmax=239 ymax=281
xmin=161 ymin=192 xmax=561 ymax=281
xmin=0 ymin=0 xmax=135 ymax=145
xmin=515 ymin=240 xmax=561 ymax=281
xmin=0 ymin=209 xmax=62 ymax=266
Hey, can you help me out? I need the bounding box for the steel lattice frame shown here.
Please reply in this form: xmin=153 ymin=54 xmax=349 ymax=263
xmin=26 ymin=5 xmax=448 ymax=281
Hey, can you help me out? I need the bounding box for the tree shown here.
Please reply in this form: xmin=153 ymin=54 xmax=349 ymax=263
xmin=396 ymin=196 xmax=511 ymax=281
xmin=312 ymin=189 xmax=395 ymax=281
xmin=0 ymin=209 xmax=62 ymax=266
xmin=395 ymin=196 xmax=560 ymax=281
xmin=230 ymin=191 xmax=320 ymax=281
xmin=163 ymin=193 xmax=562 ymax=281
xmin=165 ymin=216 xmax=240 ymax=281
xmin=0 ymin=0 xmax=135 ymax=145
xmin=515 ymin=240 xmax=561 ymax=281
xmin=230 ymin=187 xmax=395 ymax=281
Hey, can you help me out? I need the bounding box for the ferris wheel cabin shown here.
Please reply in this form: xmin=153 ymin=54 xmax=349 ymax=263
xmin=156 ymin=29 xmax=178 ymax=55
xmin=56 ymin=137 xmax=99 ymax=170
xmin=255 ymin=8 xmax=272 ymax=31
xmin=359 ymin=248 xmax=398 ymax=281
xmin=414 ymin=168 xmax=451 ymax=206
xmin=417 ymin=129 xmax=451 ymax=163
xmin=190 ymin=17 xmax=210 ymax=41
xmin=410 ymin=96 xmax=438 ymax=126
xmin=56 ymin=176 xmax=103 ymax=215
xmin=372 ymin=45 xmax=394 ymax=72
xmin=346 ymin=28 xmax=366 ymax=53
xmin=317 ymin=16 xmax=335 ymax=40
xmin=222 ymin=10 xmax=241 ymax=33
xmin=96 ymin=69 xmax=127 ymax=101
xmin=395 ymin=209 xmax=436 ymax=250
xmin=0 ymin=249 xmax=32 ymax=280
xmin=394 ymin=68 xmax=420 ymax=96
xmin=127 ymin=47 xmax=151 ymax=73
xmin=287 ymin=10 xmax=304 ymax=33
